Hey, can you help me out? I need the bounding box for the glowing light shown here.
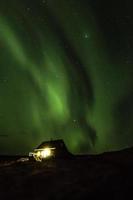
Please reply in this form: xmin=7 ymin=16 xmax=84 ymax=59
xmin=36 ymin=151 xmax=41 ymax=157
xmin=40 ymin=148 xmax=51 ymax=158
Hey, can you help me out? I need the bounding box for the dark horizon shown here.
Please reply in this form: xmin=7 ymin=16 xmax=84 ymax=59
xmin=0 ymin=0 xmax=133 ymax=155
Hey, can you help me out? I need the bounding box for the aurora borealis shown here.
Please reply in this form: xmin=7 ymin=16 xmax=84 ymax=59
xmin=0 ymin=0 xmax=133 ymax=155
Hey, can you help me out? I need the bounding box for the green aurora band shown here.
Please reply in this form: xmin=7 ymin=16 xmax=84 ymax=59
xmin=0 ymin=0 xmax=133 ymax=154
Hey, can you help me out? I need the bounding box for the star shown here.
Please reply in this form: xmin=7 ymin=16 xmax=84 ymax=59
xmin=26 ymin=7 xmax=31 ymax=11
xmin=83 ymin=33 xmax=90 ymax=39
xmin=42 ymin=0 xmax=46 ymax=4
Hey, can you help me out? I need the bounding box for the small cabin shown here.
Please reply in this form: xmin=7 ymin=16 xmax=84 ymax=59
xmin=29 ymin=139 xmax=73 ymax=161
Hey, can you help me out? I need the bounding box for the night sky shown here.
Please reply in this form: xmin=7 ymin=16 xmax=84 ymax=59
xmin=0 ymin=0 xmax=133 ymax=155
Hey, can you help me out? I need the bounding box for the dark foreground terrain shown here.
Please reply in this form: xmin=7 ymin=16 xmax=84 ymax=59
xmin=1 ymin=148 xmax=133 ymax=200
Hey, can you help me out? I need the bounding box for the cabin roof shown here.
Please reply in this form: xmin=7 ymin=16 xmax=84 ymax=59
xmin=36 ymin=139 xmax=65 ymax=149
